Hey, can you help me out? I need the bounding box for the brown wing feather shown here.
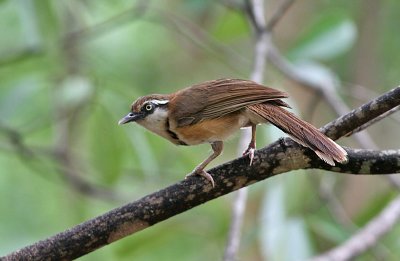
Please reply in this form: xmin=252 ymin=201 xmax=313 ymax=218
xmin=169 ymin=79 xmax=289 ymax=127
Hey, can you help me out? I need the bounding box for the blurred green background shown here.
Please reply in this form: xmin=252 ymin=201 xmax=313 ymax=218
xmin=1 ymin=0 xmax=400 ymax=260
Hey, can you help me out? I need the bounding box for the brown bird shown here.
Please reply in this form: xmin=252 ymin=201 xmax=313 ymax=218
xmin=119 ymin=79 xmax=347 ymax=187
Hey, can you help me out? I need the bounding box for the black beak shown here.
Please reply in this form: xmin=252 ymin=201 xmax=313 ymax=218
xmin=118 ymin=112 xmax=143 ymax=125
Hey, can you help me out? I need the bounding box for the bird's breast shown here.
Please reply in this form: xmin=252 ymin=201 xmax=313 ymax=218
xmin=171 ymin=112 xmax=250 ymax=145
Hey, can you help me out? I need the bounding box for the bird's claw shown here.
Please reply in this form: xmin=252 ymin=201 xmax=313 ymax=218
xmin=185 ymin=169 xmax=215 ymax=188
xmin=243 ymin=147 xmax=255 ymax=166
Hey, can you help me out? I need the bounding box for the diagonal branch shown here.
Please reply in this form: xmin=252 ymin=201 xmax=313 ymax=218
xmin=5 ymin=146 xmax=400 ymax=260
xmin=265 ymin=0 xmax=295 ymax=31
xmin=320 ymin=87 xmax=400 ymax=139
xmin=310 ymin=195 xmax=400 ymax=261
xmin=345 ymin=105 xmax=400 ymax=137
xmin=3 ymin=87 xmax=400 ymax=260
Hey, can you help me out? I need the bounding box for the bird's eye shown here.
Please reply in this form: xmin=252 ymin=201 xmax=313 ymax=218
xmin=144 ymin=104 xmax=153 ymax=111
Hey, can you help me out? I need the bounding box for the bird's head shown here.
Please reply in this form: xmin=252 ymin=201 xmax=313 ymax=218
xmin=118 ymin=95 xmax=169 ymax=125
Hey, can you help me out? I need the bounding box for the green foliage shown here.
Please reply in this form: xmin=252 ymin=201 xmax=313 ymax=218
xmin=1 ymin=0 xmax=399 ymax=260
xmin=289 ymin=11 xmax=357 ymax=61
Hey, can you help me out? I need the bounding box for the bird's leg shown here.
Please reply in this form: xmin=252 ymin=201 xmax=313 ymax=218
xmin=243 ymin=124 xmax=256 ymax=165
xmin=186 ymin=141 xmax=223 ymax=187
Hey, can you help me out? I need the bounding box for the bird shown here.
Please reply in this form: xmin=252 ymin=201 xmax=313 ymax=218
xmin=119 ymin=78 xmax=348 ymax=187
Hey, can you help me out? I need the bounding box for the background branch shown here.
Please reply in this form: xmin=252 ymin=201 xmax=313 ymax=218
xmin=4 ymin=86 xmax=400 ymax=260
xmin=311 ymin=195 xmax=400 ymax=261
xmin=224 ymin=0 xmax=268 ymax=259
xmin=2 ymin=2 xmax=400 ymax=260
xmin=224 ymin=1 xmax=295 ymax=260
xmin=264 ymin=28 xmax=400 ymax=259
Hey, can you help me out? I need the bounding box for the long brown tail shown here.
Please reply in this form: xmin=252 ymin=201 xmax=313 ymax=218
xmin=247 ymin=103 xmax=348 ymax=165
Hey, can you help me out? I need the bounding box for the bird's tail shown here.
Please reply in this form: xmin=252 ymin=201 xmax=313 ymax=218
xmin=247 ymin=103 xmax=348 ymax=166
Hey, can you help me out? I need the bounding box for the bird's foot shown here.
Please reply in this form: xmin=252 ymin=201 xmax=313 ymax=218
xmin=186 ymin=168 xmax=215 ymax=188
xmin=243 ymin=146 xmax=255 ymax=166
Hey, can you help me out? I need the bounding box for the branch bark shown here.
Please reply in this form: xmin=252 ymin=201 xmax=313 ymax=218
xmin=5 ymin=147 xmax=400 ymax=261
xmin=3 ymin=87 xmax=400 ymax=260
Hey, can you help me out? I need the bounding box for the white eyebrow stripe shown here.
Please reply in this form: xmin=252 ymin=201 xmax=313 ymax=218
xmin=149 ymin=99 xmax=169 ymax=105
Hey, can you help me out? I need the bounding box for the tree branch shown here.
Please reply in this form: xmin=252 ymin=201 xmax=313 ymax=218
xmin=265 ymin=0 xmax=295 ymax=31
xmin=3 ymin=87 xmax=400 ymax=260
xmin=320 ymin=87 xmax=400 ymax=139
xmin=4 ymin=147 xmax=400 ymax=260
xmin=345 ymin=105 xmax=400 ymax=137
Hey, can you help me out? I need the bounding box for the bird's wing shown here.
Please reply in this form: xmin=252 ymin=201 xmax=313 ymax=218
xmin=169 ymin=78 xmax=289 ymax=127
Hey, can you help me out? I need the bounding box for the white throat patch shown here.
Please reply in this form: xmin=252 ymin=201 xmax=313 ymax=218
xmin=137 ymin=107 xmax=170 ymax=139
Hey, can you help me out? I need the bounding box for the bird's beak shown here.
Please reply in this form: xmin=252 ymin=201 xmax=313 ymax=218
xmin=118 ymin=112 xmax=143 ymax=125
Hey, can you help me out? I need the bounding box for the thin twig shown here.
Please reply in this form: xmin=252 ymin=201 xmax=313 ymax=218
xmin=223 ymin=0 xmax=269 ymax=259
xmin=316 ymin=175 xmax=391 ymax=258
xmin=318 ymin=176 xmax=356 ymax=229
xmin=348 ymin=83 xmax=400 ymax=124
xmin=224 ymin=1 xmax=296 ymax=259
xmin=345 ymin=105 xmax=400 ymax=137
xmin=0 ymin=122 xmax=122 ymax=200
xmin=223 ymin=188 xmax=248 ymax=261
xmin=310 ymin=195 xmax=400 ymax=261
xmin=158 ymin=8 xmax=250 ymax=75
xmin=64 ymin=1 xmax=150 ymax=44
xmin=0 ymin=123 xmax=35 ymax=159
xmin=316 ymin=87 xmax=399 ymax=140
xmin=265 ymin=0 xmax=295 ymax=31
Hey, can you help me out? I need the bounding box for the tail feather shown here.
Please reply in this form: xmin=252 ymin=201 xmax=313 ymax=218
xmin=247 ymin=103 xmax=348 ymax=165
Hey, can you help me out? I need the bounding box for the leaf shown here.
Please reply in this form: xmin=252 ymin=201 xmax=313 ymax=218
xmin=259 ymin=180 xmax=313 ymax=261
xmin=0 ymin=79 xmax=40 ymax=120
xmin=16 ymin=0 xmax=42 ymax=48
xmin=289 ymin=13 xmax=357 ymax=60
xmin=88 ymin=104 xmax=125 ymax=185
xmin=57 ymin=76 xmax=94 ymax=109
xmin=212 ymin=11 xmax=248 ymax=41
xmin=291 ymin=60 xmax=339 ymax=90
xmin=285 ymin=218 xmax=313 ymax=261
xmin=308 ymin=215 xmax=349 ymax=243
xmin=259 ymin=180 xmax=287 ymax=261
